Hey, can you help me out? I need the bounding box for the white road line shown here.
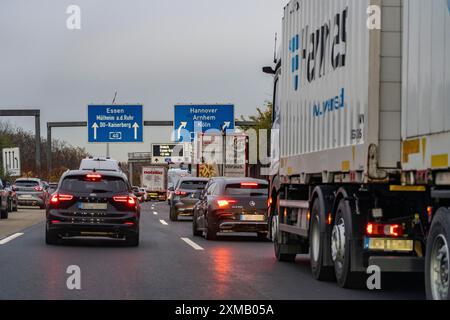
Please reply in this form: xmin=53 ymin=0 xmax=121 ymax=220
xmin=181 ymin=237 xmax=204 ymax=251
xmin=153 ymin=211 xmax=158 ymax=215
xmin=0 ymin=233 xmax=24 ymax=245
xmin=159 ymin=219 xmax=168 ymax=226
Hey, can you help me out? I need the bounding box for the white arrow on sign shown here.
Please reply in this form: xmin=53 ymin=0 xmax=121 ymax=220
xmin=92 ymin=122 xmax=99 ymax=140
xmin=133 ymin=122 xmax=140 ymax=140
xmin=177 ymin=122 xmax=187 ymax=140
xmin=222 ymin=121 xmax=231 ymax=131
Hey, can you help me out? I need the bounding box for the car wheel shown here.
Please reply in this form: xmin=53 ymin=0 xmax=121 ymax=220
xmin=257 ymin=232 xmax=269 ymax=241
xmin=331 ymin=198 xmax=365 ymax=288
xmin=169 ymin=206 xmax=178 ymax=221
xmin=0 ymin=205 xmax=8 ymax=219
xmin=192 ymin=213 xmax=202 ymax=237
xmin=127 ymin=233 xmax=140 ymax=247
xmin=45 ymin=229 xmax=59 ymax=245
xmin=425 ymin=208 xmax=450 ymax=300
xmin=204 ymin=216 xmax=217 ymax=241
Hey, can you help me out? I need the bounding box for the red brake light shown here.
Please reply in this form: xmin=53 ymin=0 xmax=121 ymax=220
xmin=175 ymin=190 xmax=187 ymax=196
xmin=34 ymin=186 xmax=43 ymax=191
xmin=217 ymin=199 xmax=237 ymax=208
xmin=86 ymin=173 xmax=102 ymax=181
xmin=366 ymin=223 xmax=403 ymax=237
xmin=50 ymin=194 xmax=73 ymax=204
xmin=241 ymin=182 xmax=259 ymax=188
xmin=113 ymin=196 xmax=136 ymax=206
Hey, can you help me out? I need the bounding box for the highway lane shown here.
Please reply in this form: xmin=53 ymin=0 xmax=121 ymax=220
xmin=0 ymin=202 xmax=426 ymax=300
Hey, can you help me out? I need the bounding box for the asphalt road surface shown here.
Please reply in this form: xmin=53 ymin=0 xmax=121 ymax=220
xmin=0 ymin=202 xmax=426 ymax=300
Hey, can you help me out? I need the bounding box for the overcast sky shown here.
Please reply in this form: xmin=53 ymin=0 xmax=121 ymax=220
xmin=0 ymin=0 xmax=289 ymax=161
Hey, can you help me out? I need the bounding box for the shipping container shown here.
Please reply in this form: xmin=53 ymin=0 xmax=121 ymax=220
xmin=401 ymin=0 xmax=450 ymax=174
xmin=265 ymin=0 xmax=450 ymax=299
xmin=193 ymin=133 xmax=248 ymax=178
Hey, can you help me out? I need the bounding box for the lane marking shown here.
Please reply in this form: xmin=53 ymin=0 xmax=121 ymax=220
xmin=159 ymin=219 xmax=168 ymax=226
xmin=153 ymin=211 xmax=158 ymax=215
xmin=181 ymin=237 xmax=204 ymax=251
xmin=0 ymin=233 xmax=24 ymax=245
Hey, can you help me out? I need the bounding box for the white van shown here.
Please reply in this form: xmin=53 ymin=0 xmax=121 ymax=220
xmin=79 ymin=157 xmax=122 ymax=173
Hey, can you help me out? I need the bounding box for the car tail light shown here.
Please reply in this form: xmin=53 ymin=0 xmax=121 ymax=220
xmin=34 ymin=186 xmax=43 ymax=191
xmin=175 ymin=190 xmax=187 ymax=196
xmin=113 ymin=196 xmax=136 ymax=206
xmin=241 ymin=182 xmax=259 ymax=188
xmin=366 ymin=223 xmax=403 ymax=237
xmin=86 ymin=173 xmax=102 ymax=181
xmin=217 ymin=199 xmax=238 ymax=208
xmin=50 ymin=194 xmax=74 ymax=204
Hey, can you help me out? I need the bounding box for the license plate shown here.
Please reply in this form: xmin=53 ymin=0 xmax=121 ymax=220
xmin=366 ymin=238 xmax=414 ymax=252
xmin=78 ymin=203 xmax=107 ymax=210
xmin=240 ymin=215 xmax=265 ymax=222
xmin=20 ymin=195 xmax=32 ymax=199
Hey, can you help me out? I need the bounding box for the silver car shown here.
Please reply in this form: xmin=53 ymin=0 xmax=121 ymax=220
xmin=14 ymin=178 xmax=47 ymax=209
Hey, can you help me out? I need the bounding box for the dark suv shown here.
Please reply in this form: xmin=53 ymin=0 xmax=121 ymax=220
xmin=46 ymin=170 xmax=140 ymax=246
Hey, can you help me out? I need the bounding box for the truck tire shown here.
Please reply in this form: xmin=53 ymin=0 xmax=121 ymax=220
xmin=310 ymin=198 xmax=335 ymax=281
xmin=425 ymin=208 xmax=450 ymax=300
xmin=273 ymin=215 xmax=297 ymax=262
xmin=169 ymin=206 xmax=178 ymax=221
xmin=331 ymin=198 xmax=364 ymax=288
xmin=45 ymin=229 xmax=58 ymax=245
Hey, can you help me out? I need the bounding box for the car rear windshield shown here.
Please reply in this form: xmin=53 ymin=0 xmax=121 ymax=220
xmin=225 ymin=183 xmax=268 ymax=196
xmin=179 ymin=180 xmax=208 ymax=190
xmin=15 ymin=180 xmax=39 ymax=187
xmin=60 ymin=176 xmax=128 ymax=193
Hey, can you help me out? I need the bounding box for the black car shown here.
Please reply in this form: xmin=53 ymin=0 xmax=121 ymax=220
xmin=169 ymin=177 xmax=209 ymax=221
xmin=192 ymin=178 xmax=269 ymax=240
xmin=46 ymin=170 xmax=140 ymax=246
xmin=0 ymin=178 xmax=9 ymax=219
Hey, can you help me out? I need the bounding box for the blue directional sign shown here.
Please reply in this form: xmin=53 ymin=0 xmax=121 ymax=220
xmin=88 ymin=105 xmax=143 ymax=143
xmin=174 ymin=104 xmax=235 ymax=142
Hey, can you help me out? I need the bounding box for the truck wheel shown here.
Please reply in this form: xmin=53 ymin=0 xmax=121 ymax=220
xmin=310 ymin=199 xmax=334 ymax=281
xmin=169 ymin=206 xmax=178 ymax=221
xmin=425 ymin=208 xmax=450 ymax=300
xmin=45 ymin=229 xmax=59 ymax=245
xmin=273 ymin=215 xmax=296 ymax=262
xmin=331 ymin=199 xmax=364 ymax=288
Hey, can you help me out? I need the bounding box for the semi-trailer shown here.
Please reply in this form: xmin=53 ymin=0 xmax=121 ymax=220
xmin=265 ymin=0 xmax=449 ymax=299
